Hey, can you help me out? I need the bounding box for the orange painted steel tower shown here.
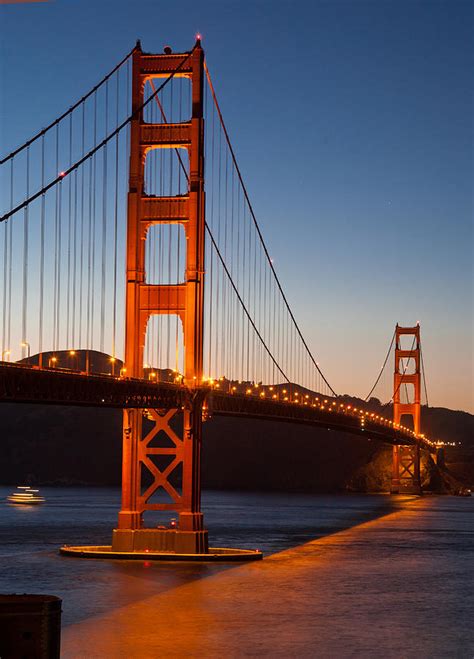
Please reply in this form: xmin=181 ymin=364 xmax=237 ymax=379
xmin=112 ymin=40 xmax=208 ymax=554
xmin=391 ymin=324 xmax=422 ymax=495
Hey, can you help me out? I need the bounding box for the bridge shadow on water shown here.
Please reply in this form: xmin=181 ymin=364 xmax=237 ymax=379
xmin=202 ymin=490 xmax=415 ymax=556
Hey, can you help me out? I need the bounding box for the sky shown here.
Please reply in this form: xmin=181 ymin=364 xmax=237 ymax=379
xmin=0 ymin=0 xmax=472 ymax=413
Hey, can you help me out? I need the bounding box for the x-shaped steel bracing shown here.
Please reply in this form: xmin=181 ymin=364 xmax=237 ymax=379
xmin=138 ymin=408 xmax=184 ymax=510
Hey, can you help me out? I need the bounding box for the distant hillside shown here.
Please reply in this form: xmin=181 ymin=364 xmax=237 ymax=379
xmin=0 ymin=401 xmax=472 ymax=492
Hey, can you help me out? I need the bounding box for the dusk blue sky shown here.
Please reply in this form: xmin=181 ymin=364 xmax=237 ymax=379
xmin=0 ymin=0 xmax=472 ymax=412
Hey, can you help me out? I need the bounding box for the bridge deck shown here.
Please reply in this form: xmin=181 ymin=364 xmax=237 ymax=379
xmin=0 ymin=362 xmax=433 ymax=450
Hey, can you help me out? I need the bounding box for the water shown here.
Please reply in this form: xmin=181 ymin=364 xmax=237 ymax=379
xmin=1 ymin=488 xmax=473 ymax=656
xmin=0 ymin=488 xmax=398 ymax=624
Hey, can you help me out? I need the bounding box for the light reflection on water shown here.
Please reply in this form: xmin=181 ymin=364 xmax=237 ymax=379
xmin=0 ymin=487 xmax=473 ymax=657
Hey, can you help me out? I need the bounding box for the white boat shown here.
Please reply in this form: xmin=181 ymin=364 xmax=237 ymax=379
xmin=7 ymin=486 xmax=45 ymax=505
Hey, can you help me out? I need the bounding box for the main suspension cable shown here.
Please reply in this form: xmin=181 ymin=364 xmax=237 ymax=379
xmin=420 ymin=339 xmax=429 ymax=407
xmin=204 ymin=61 xmax=337 ymax=396
xmin=0 ymin=45 xmax=136 ymax=165
xmin=206 ymin=225 xmax=290 ymax=383
xmin=364 ymin=328 xmax=396 ymax=401
xmin=150 ymin=81 xmax=291 ymax=384
xmin=0 ymin=45 xmax=196 ymax=224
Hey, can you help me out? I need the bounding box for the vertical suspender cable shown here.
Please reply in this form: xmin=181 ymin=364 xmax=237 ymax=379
xmin=230 ymin=165 xmax=235 ymax=379
xmin=39 ymin=134 xmax=45 ymax=358
xmin=21 ymin=146 xmax=30 ymax=357
xmin=176 ymin=76 xmax=183 ymax=372
xmin=247 ymin=206 xmax=252 ymax=381
xmin=420 ymin=340 xmax=429 ymax=407
xmin=100 ymin=79 xmax=109 ymax=353
xmin=90 ymin=92 xmax=98 ymax=349
xmin=237 ymin=181 xmax=242 ymax=380
xmin=72 ymin=168 xmax=78 ymax=352
xmin=67 ymin=113 xmax=73 ymax=348
xmin=53 ymin=124 xmax=59 ymax=352
xmin=112 ymin=72 xmax=120 ymax=361
xmin=7 ymin=160 xmax=13 ymax=353
xmin=167 ymin=82 xmax=173 ymax=372
xmin=252 ymin=214 xmax=257 ymax=381
xmin=222 ymin=147 xmax=228 ymax=378
xmin=1 ymin=217 xmax=5 ymax=353
xmin=57 ymin=160 xmax=63 ymax=351
xmin=78 ymin=102 xmax=85 ymax=349
xmin=87 ymin=144 xmax=93 ymax=350
xmin=207 ymin=99 xmax=215 ymax=377
xmin=216 ymin=122 xmax=222 ymax=376
xmin=1 ymin=161 xmax=10 ymax=354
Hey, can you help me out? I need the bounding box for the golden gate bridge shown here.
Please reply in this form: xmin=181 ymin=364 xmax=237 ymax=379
xmin=0 ymin=39 xmax=443 ymax=558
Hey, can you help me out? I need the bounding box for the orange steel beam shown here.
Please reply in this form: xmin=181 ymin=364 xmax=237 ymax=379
xmin=114 ymin=40 xmax=208 ymax=553
xmin=391 ymin=323 xmax=422 ymax=495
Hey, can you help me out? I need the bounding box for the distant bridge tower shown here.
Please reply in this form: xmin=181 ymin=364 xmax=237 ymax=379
xmin=391 ymin=324 xmax=422 ymax=495
xmin=112 ymin=40 xmax=208 ymax=554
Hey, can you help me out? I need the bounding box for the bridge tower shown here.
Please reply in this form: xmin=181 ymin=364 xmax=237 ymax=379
xmin=112 ymin=40 xmax=208 ymax=554
xmin=391 ymin=324 xmax=422 ymax=495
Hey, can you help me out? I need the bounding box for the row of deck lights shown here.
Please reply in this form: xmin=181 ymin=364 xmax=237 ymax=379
xmin=201 ymin=378 xmax=435 ymax=447
xmin=2 ymin=344 xmax=66 ymax=368
xmin=4 ymin=349 xmax=435 ymax=448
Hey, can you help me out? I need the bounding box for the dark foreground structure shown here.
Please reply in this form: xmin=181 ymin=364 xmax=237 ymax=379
xmin=0 ymin=594 xmax=62 ymax=659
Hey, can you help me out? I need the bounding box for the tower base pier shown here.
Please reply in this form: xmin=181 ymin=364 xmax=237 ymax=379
xmin=390 ymin=444 xmax=422 ymax=495
xmin=111 ymin=528 xmax=209 ymax=554
xmin=60 ymin=545 xmax=262 ymax=561
xmin=436 ymin=447 xmax=445 ymax=468
xmin=390 ymin=480 xmax=422 ymax=496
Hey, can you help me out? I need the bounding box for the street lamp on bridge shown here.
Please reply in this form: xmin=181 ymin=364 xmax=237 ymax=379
xmin=20 ymin=341 xmax=30 ymax=364
xmin=69 ymin=350 xmax=79 ymax=370
xmin=1 ymin=350 xmax=11 ymax=362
